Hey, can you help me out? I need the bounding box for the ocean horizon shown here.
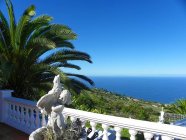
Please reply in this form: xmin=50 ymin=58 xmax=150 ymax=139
xmin=90 ymin=76 xmax=186 ymax=104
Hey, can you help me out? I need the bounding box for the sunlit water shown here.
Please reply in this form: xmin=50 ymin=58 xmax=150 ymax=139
xmin=91 ymin=76 xmax=186 ymax=104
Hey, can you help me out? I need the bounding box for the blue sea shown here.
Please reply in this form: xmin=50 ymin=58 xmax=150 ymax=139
xmin=90 ymin=76 xmax=186 ymax=104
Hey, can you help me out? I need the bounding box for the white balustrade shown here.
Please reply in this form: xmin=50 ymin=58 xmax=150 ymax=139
xmin=30 ymin=108 xmax=35 ymax=130
xmin=10 ymin=104 xmax=13 ymax=120
xmin=129 ymin=129 xmax=137 ymax=140
xmin=24 ymin=106 xmax=27 ymax=127
xmin=102 ymin=124 xmax=109 ymax=140
xmin=70 ymin=116 xmax=76 ymax=122
xmin=26 ymin=108 xmax=30 ymax=128
xmin=13 ymin=104 xmax=16 ymax=121
xmin=114 ymin=127 xmax=121 ymax=140
xmin=90 ymin=121 xmax=97 ymax=133
xmin=63 ymin=107 xmax=186 ymax=140
xmin=35 ymin=109 xmax=40 ymax=128
xmin=0 ymin=90 xmax=186 ymax=140
xmin=144 ymin=132 xmax=154 ymax=140
xmin=7 ymin=103 xmax=11 ymax=121
xmin=21 ymin=106 xmax=25 ymax=126
xmin=17 ymin=105 xmax=21 ymax=123
xmin=161 ymin=136 xmax=172 ymax=140
xmin=0 ymin=90 xmax=41 ymax=134
xmin=81 ymin=119 xmax=86 ymax=128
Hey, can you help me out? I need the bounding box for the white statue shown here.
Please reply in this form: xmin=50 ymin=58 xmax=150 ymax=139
xmin=29 ymin=75 xmax=72 ymax=140
xmin=59 ymin=89 xmax=72 ymax=105
xmin=37 ymin=75 xmax=63 ymax=115
xmin=47 ymin=90 xmax=72 ymax=136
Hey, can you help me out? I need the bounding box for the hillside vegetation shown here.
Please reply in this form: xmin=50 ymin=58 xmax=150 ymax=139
xmin=70 ymin=88 xmax=163 ymax=122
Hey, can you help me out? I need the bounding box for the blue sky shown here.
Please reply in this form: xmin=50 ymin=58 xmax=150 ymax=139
xmin=1 ymin=0 xmax=186 ymax=76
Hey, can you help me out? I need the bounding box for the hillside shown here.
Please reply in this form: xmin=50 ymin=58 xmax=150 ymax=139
xmin=71 ymin=88 xmax=163 ymax=122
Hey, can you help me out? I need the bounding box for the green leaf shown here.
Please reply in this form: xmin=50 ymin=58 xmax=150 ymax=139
xmin=15 ymin=5 xmax=35 ymax=50
xmin=5 ymin=0 xmax=16 ymax=46
xmin=22 ymin=15 xmax=53 ymax=47
xmin=0 ymin=10 xmax=10 ymax=47
xmin=65 ymin=73 xmax=94 ymax=86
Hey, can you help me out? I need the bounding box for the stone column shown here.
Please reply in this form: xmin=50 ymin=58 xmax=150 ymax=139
xmin=0 ymin=90 xmax=13 ymax=123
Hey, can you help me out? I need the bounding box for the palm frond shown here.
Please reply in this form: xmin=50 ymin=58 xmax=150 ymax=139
xmin=30 ymin=37 xmax=56 ymax=48
xmin=65 ymin=73 xmax=94 ymax=86
xmin=51 ymin=62 xmax=81 ymax=70
xmin=15 ymin=5 xmax=35 ymax=49
xmin=49 ymin=55 xmax=92 ymax=63
xmin=43 ymin=24 xmax=77 ymax=40
xmin=53 ymin=40 xmax=74 ymax=49
xmin=0 ymin=1 xmax=93 ymax=98
xmin=0 ymin=10 xmax=10 ymax=47
xmin=0 ymin=32 xmax=9 ymax=55
xmin=5 ymin=0 xmax=16 ymax=46
xmin=42 ymin=49 xmax=92 ymax=63
xmin=22 ymin=15 xmax=52 ymax=47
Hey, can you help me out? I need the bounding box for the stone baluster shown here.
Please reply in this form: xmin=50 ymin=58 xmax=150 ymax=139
xmin=24 ymin=107 xmax=28 ymax=127
xmin=13 ymin=104 xmax=17 ymax=121
xmin=41 ymin=113 xmax=46 ymax=126
xmin=30 ymin=108 xmax=35 ymax=130
xmin=21 ymin=106 xmax=25 ymax=126
xmin=102 ymin=124 xmax=109 ymax=140
xmin=17 ymin=106 xmax=21 ymax=123
xmin=11 ymin=104 xmax=14 ymax=121
xmin=161 ymin=136 xmax=172 ymax=140
xmin=7 ymin=103 xmax=11 ymax=121
xmin=114 ymin=127 xmax=122 ymax=140
xmin=144 ymin=132 xmax=154 ymax=140
xmin=81 ymin=119 xmax=86 ymax=128
xmin=16 ymin=105 xmax=20 ymax=123
xmin=90 ymin=121 xmax=96 ymax=133
xmin=10 ymin=104 xmax=14 ymax=120
xmin=70 ymin=116 xmax=76 ymax=122
xmin=129 ymin=129 xmax=137 ymax=140
xmin=14 ymin=104 xmax=17 ymax=122
xmin=0 ymin=90 xmax=13 ymax=123
xmin=26 ymin=107 xmax=30 ymax=128
xmin=35 ymin=109 xmax=40 ymax=128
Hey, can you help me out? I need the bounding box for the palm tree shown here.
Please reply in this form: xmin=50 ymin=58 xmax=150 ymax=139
xmin=166 ymin=99 xmax=186 ymax=114
xmin=0 ymin=0 xmax=94 ymax=99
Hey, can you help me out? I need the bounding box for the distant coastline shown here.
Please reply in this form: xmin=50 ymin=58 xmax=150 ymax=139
xmin=90 ymin=76 xmax=186 ymax=104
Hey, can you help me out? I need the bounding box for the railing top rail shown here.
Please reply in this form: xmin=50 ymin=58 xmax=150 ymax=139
xmin=5 ymin=97 xmax=36 ymax=107
xmin=63 ymin=107 xmax=186 ymax=139
xmin=4 ymin=96 xmax=186 ymax=139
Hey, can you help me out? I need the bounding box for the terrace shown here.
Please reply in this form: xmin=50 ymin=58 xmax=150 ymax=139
xmin=0 ymin=90 xmax=186 ymax=140
xmin=0 ymin=123 xmax=28 ymax=140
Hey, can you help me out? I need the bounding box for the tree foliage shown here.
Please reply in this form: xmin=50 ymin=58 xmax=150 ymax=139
xmin=0 ymin=0 xmax=94 ymax=99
